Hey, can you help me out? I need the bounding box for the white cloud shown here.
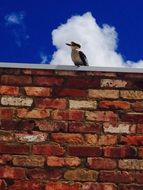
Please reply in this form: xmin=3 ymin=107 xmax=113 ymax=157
xmin=40 ymin=52 xmax=48 ymax=64
xmin=5 ymin=11 xmax=29 ymax=47
xmin=50 ymin=12 xmax=143 ymax=68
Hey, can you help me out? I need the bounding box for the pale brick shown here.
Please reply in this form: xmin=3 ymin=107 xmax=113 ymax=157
xmin=1 ymin=96 xmax=33 ymax=107
xmin=101 ymin=79 xmax=127 ymax=88
xmin=86 ymin=111 xmax=118 ymax=122
xmin=69 ymin=100 xmax=97 ymax=109
xmin=119 ymin=159 xmax=143 ymax=170
xmin=120 ymin=90 xmax=143 ymax=99
xmin=88 ymin=90 xmax=119 ymax=99
xmin=98 ymin=134 xmax=117 ymax=145
xmin=85 ymin=134 xmax=98 ymax=145
xmin=47 ymin=156 xmax=81 ymax=167
xmin=103 ymin=123 xmax=136 ymax=134
xmin=15 ymin=132 xmax=47 ymax=142
xmin=24 ymin=87 xmax=51 ymax=97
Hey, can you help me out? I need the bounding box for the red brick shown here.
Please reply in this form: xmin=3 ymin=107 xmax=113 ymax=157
xmin=98 ymin=134 xmax=117 ymax=145
xmin=0 ymin=167 xmax=25 ymax=179
xmin=8 ymin=180 xmax=44 ymax=190
xmin=0 ymin=108 xmax=15 ymax=119
xmin=65 ymin=78 xmax=100 ymax=89
xmin=82 ymin=182 xmax=117 ymax=190
xmin=35 ymin=121 xmax=68 ymax=132
xmin=33 ymin=76 xmax=63 ymax=86
xmin=137 ymin=124 xmax=143 ymax=133
xmin=45 ymin=182 xmax=81 ymax=190
xmin=68 ymin=146 xmax=102 ymax=157
xmin=33 ymin=144 xmax=65 ymax=155
xmin=87 ymin=157 xmax=117 ymax=169
xmin=69 ymin=122 xmax=102 ymax=134
xmin=35 ymin=98 xmax=67 ymax=109
xmin=121 ymin=113 xmax=143 ymax=123
xmin=0 ymin=85 xmax=19 ymax=95
xmin=51 ymin=133 xmax=84 ymax=144
xmin=119 ymin=184 xmax=143 ymax=190
xmin=135 ymin=172 xmax=143 ymax=183
xmin=16 ymin=108 xmax=50 ymax=119
xmin=138 ymin=148 xmax=143 ymax=157
xmin=52 ymin=110 xmax=84 ymax=121
xmin=56 ymin=88 xmax=87 ymax=97
xmin=104 ymin=146 xmax=137 ymax=158
xmin=120 ymin=135 xmax=143 ymax=145
xmin=0 ymin=144 xmax=30 ymax=154
xmin=0 ymin=120 xmax=35 ymax=131
xmin=1 ymin=75 xmax=32 ymax=85
xmin=13 ymin=155 xmax=45 ymax=167
xmin=24 ymin=87 xmax=51 ymax=97
xmin=0 ymin=131 xmax=14 ymax=142
xmin=132 ymin=101 xmax=143 ymax=111
xmin=0 ymin=179 xmax=6 ymax=190
xmin=47 ymin=156 xmax=81 ymax=167
xmin=0 ymin=154 xmax=12 ymax=164
xmin=27 ymin=168 xmax=62 ymax=180
xmin=99 ymin=101 xmax=130 ymax=110
xmin=23 ymin=69 xmax=54 ymax=75
xmin=99 ymin=171 xmax=134 ymax=183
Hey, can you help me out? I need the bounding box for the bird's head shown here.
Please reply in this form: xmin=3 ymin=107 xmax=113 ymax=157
xmin=66 ymin=41 xmax=81 ymax=50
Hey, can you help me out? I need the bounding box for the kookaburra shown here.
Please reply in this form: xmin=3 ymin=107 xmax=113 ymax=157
xmin=66 ymin=41 xmax=88 ymax=66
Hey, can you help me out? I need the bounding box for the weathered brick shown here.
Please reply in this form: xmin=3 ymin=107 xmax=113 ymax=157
xmin=87 ymin=71 xmax=117 ymax=77
xmin=27 ymin=168 xmax=62 ymax=180
xmin=0 ymin=154 xmax=12 ymax=165
xmin=101 ymin=79 xmax=128 ymax=88
xmin=33 ymin=144 xmax=65 ymax=155
xmin=35 ymin=98 xmax=67 ymax=109
xmin=69 ymin=100 xmax=97 ymax=109
xmin=35 ymin=121 xmax=68 ymax=132
xmin=23 ymin=69 xmax=54 ymax=75
xmin=137 ymin=124 xmax=143 ymax=133
xmin=103 ymin=123 xmax=136 ymax=134
xmin=104 ymin=146 xmax=137 ymax=158
xmin=15 ymin=132 xmax=47 ymax=142
xmin=69 ymin=122 xmax=102 ymax=134
xmin=120 ymin=135 xmax=143 ymax=145
xmin=120 ymin=90 xmax=143 ymax=99
xmin=65 ymin=78 xmax=100 ymax=89
xmin=16 ymin=108 xmax=50 ymax=119
xmin=45 ymin=182 xmax=81 ymax=190
xmin=132 ymin=101 xmax=143 ymax=111
xmin=1 ymin=75 xmax=32 ymax=85
xmin=68 ymin=146 xmax=102 ymax=157
xmin=86 ymin=111 xmax=118 ymax=122
xmin=52 ymin=110 xmax=84 ymax=121
xmin=24 ymin=87 xmax=51 ymax=97
xmin=99 ymin=171 xmax=134 ymax=183
xmin=0 ymin=86 xmax=19 ymax=95
xmin=8 ymin=180 xmax=44 ymax=190
xmin=0 ymin=144 xmax=30 ymax=154
xmin=47 ymin=156 xmax=81 ymax=167
xmin=85 ymin=134 xmax=98 ymax=145
xmin=0 ymin=131 xmax=15 ymax=142
xmin=99 ymin=101 xmax=130 ymax=110
xmin=98 ymin=134 xmax=117 ymax=145
xmin=64 ymin=169 xmax=97 ymax=181
xmin=0 ymin=167 xmax=25 ymax=179
xmin=1 ymin=96 xmax=33 ymax=107
xmin=51 ymin=133 xmax=84 ymax=144
xmin=33 ymin=76 xmax=63 ymax=86
xmin=82 ymin=183 xmax=117 ymax=190
xmin=89 ymin=89 xmax=119 ymax=99
xmin=55 ymin=88 xmax=87 ymax=97
xmin=119 ymin=159 xmax=143 ymax=170
xmin=13 ymin=155 xmax=45 ymax=167
xmin=56 ymin=70 xmax=77 ymax=76
xmin=87 ymin=157 xmax=117 ymax=169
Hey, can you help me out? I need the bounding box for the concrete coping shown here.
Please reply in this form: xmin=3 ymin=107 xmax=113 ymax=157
xmin=0 ymin=62 xmax=142 ymax=73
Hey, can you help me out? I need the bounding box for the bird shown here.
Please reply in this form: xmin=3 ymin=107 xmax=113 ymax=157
xmin=66 ymin=41 xmax=88 ymax=66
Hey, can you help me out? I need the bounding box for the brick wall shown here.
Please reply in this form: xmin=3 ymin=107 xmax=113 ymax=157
xmin=0 ymin=67 xmax=143 ymax=190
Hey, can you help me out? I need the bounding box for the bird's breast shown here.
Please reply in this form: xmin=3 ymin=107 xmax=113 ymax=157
xmin=71 ymin=51 xmax=81 ymax=63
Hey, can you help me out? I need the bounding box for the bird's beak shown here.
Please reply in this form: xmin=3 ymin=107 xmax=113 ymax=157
xmin=66 ymin=43 xmax=72 ymax=46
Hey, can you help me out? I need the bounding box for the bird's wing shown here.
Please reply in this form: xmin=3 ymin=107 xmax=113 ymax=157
xmin=79 ymin=51 xmax=88 ymax=66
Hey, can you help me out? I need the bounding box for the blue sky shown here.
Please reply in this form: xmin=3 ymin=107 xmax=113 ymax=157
xmin=0 ymin=0 xmax=143 ymax=67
